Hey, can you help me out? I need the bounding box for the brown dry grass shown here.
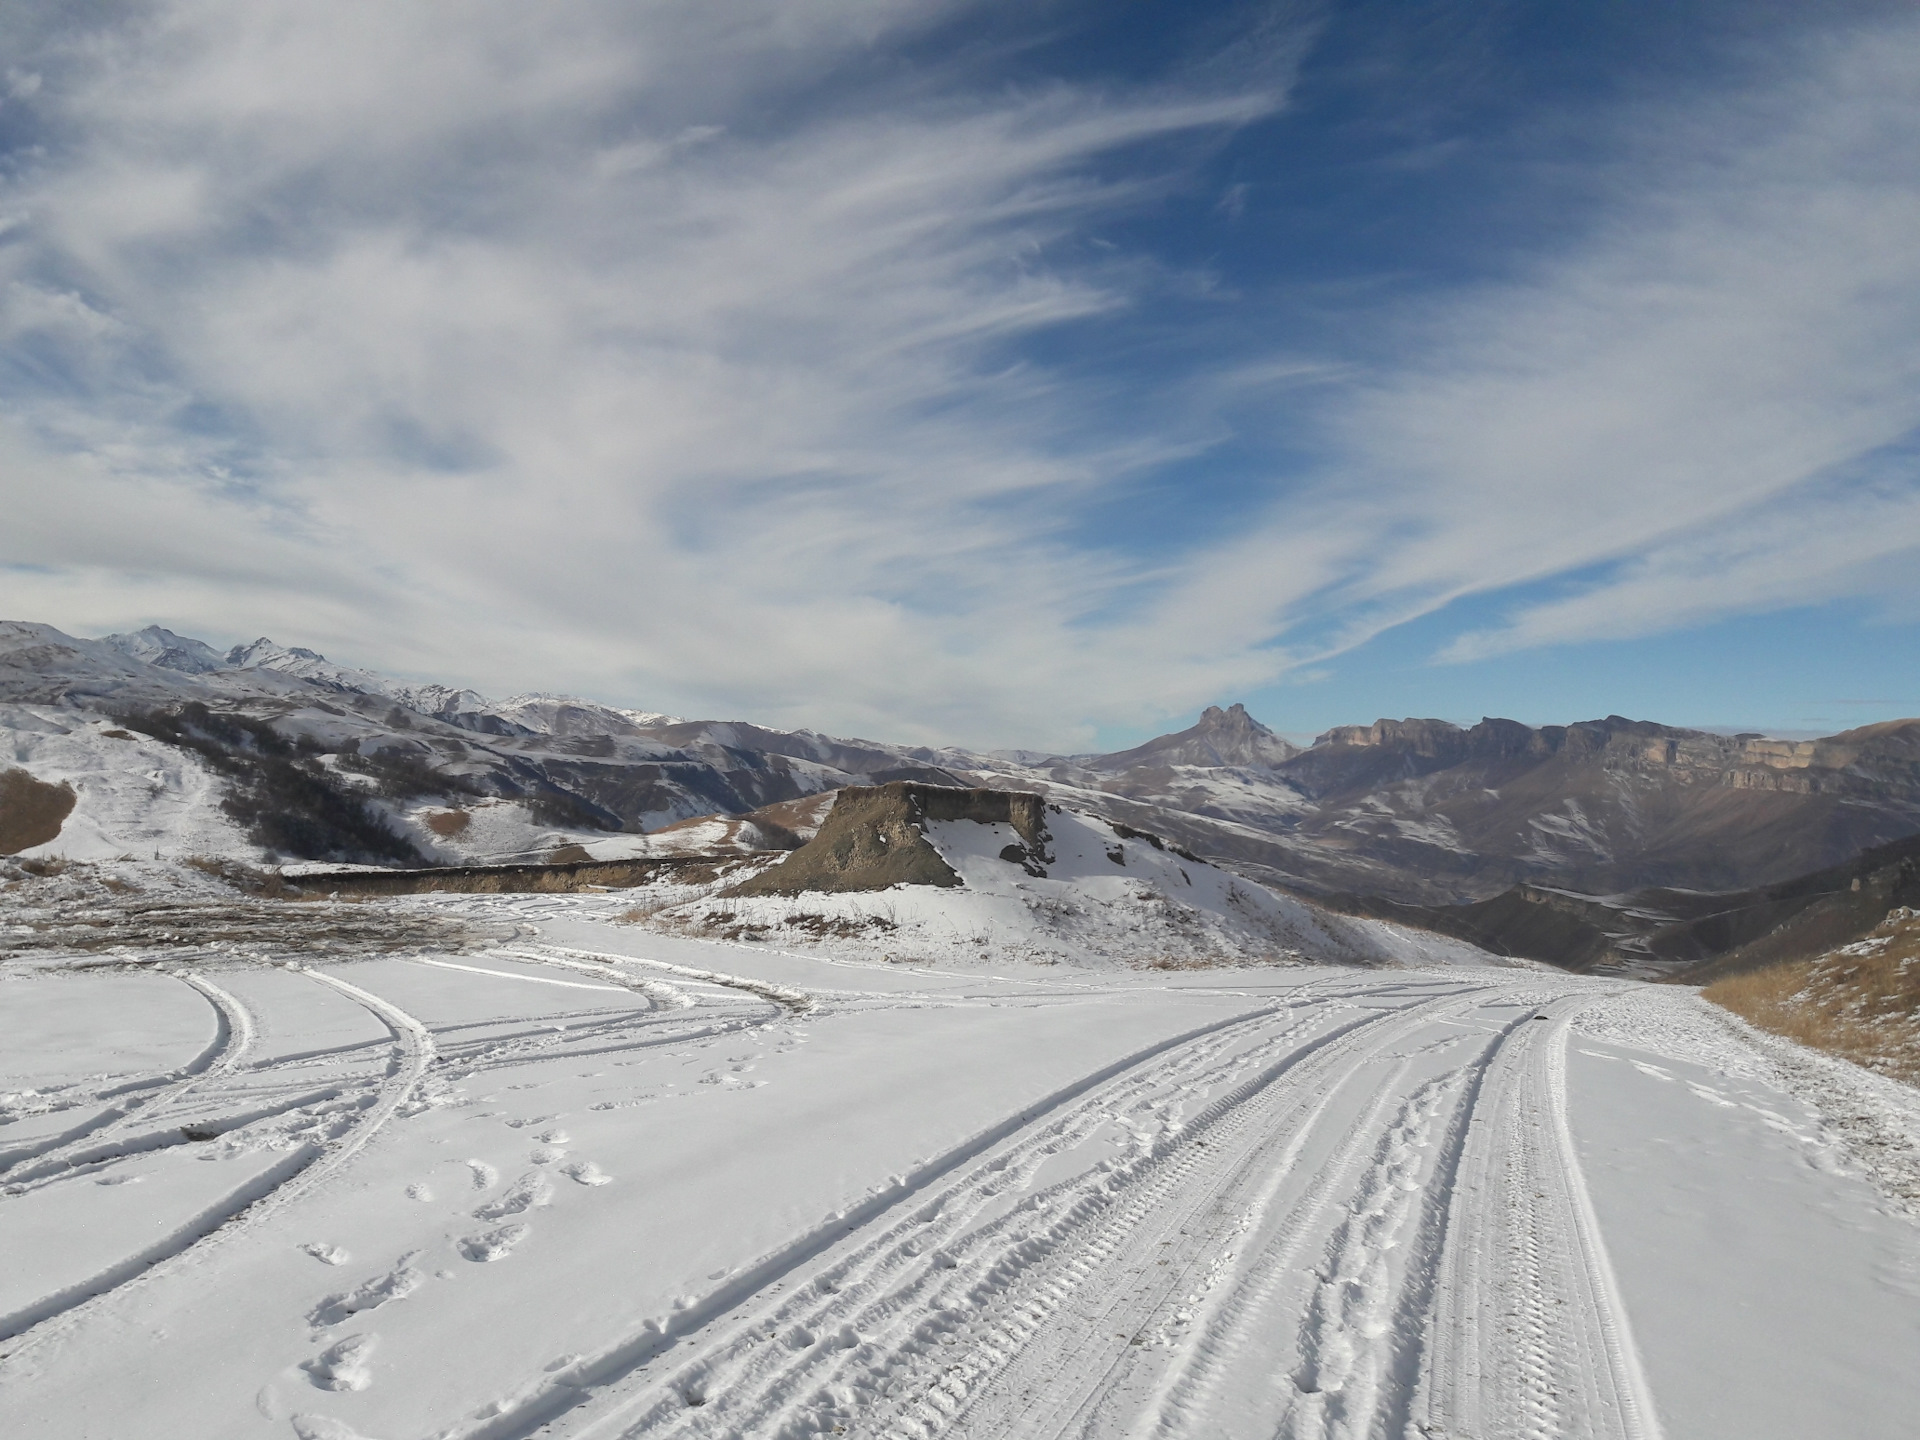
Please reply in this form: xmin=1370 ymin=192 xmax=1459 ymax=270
xmin=0 ymin=860 xmax=488 ymax=959
xmin=181 ymin=854 xmax=301 ymax=898
xmin=0 ymin=768 xmax=77 ymax=854
xmin=425 ymin=809 xmax=471 ymax=837
xmin=1703 ymin=907 xmax=1920 ymax=1085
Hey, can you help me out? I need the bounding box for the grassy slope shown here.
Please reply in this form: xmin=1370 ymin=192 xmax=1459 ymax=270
xmin=1703 ymin=907 xmax=1920 ymax=1085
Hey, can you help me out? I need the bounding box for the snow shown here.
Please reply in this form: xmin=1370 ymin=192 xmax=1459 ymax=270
xmin=639 ymin=804 xmax=1519 ymax=972
xmin=97 ymin=626 xmax=228 ymax=674
xmin=2 ymin=623 xmax=955 ymax=867
xmin=4 ymin=872 xmax=1919 ymax=1439
xmin=385 ymin=797 xmax=656 ymax=867
xmin=3 ymin=706 xmax=254 ymax=862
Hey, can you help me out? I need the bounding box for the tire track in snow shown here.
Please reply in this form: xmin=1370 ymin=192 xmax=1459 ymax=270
xmin=445 ymin=950 xmax=697 ymax=1011
xmin=1543 ymin=1007 xmax=1663 ymax=1440
xmin=1116 ymin=1046 xmax=1461 ymax=1440
xmin=919 ymin=993 xmax=1490 ymax=1440
xmin=0 ymin=966 xmax=433 ymax=1358
xmin=265 ymin=966 xmax=435 ymax=1210
xmin=894 ymin=990 xmax=1550 ymax=1440
xmin=0 ymin=970 xmax=254 ymax=1178
xmin=1408 ymin=996 xmax=1663 ymax=1440
xmin=541 ymin=985 xmax=1481 ymax=1440
xmin=419 ymin=978 xmax=1398 ymax=1440
xmin=509 ymin=944 xmax=812 ymax=1015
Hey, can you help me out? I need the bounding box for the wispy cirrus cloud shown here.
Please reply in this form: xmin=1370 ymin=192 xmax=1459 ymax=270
xmin=1215 ymin=9 xmax=1920 ymax=687
xmin=0 ymin=2 xmax=1917 ymax=744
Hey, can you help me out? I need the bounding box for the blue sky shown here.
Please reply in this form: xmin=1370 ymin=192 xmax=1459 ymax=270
xmin=2 ymin=1 xmax=1917 ymax=750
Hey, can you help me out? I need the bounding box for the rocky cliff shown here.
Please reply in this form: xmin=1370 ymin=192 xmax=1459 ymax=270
xmin=724 ymin=783 xmax=1052 ymax=896
xmin=966 ymin=709 xmax=1920 ymax=904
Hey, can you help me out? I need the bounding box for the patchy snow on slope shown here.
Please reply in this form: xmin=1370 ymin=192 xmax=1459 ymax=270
xmin=369 ymin=797 xmax=650 ymax=867
xmin=95 ymin=626 xmax=228 ymax=675
xmin=1 ymin=707 xmax=254 ymax=862
xmin=644 ymin=803 xmax=1521 ymax=971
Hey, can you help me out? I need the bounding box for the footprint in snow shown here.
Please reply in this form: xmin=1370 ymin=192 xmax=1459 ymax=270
xmin=459 ymin=1224 xmax=530 ymax=1262
xmin=464 ymin=1159 xmax=499 ymax=1190
xmin=302 ymin=1333 xmax=378 ymax=1392
xmin=405 ymin=1182 xmax=433 ymax=1202
xmin=308 ymin=1256 xmax=425 ymax=1328
xmin=472 ymin=1171 xmax=552 ymax=1220
xmin=530 ymin=1146 xmax=567 ymax=1165
xmin=300 ymin=1242 xmax=351 ymax=1267
xmin=560 ymin=1160 xmax=611 ymax=1186
xmin=536 ymin=1128 xmax=570 ymax=1144
xmin=289 ymin=1415 xmax=383 ymax=1440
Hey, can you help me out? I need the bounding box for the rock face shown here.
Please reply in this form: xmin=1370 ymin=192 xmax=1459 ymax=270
xmin=1085 ymin=702 xmax=1299 ymax=772
xmin=725 ymin=782 xmax=1052 ymax=896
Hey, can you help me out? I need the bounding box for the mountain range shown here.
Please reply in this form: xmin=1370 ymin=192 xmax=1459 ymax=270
xmin=6 ymin=618 xmax=1920 ymax=978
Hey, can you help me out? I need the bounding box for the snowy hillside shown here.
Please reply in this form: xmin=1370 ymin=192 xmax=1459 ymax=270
xmin=17 ymin=615 xmax=1920 ymax=995
xmin=638 ymin=785 xmax=1514 ymax=972
xmin=1 ymin=623 xmax=958 ymax=868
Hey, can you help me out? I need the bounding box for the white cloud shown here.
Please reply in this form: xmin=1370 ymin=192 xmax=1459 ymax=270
xmin=0 ymin=3 xmax=1917 ymax=745
xmin=0 ymin=0 xmax=1291 ymax=744
xmin=1435 ymin=458 xmax=1920 ymax=663
xmin=1259 ymin=13 xmax=1920 ymax=670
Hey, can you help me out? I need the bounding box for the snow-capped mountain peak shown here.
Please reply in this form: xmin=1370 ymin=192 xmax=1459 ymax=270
xmin=97 ymin=625 xmax=228 ymax=675
xmin=219 ymin=636 xmax=391 ymax=693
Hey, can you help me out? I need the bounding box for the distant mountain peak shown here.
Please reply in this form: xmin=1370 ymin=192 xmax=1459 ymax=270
xmin=1090 ymin=701 xmax=1300 ymax=772
xmin=226 ymin=637 xmax=327 ymax=667
xmin=98 ymin=625 xmax=227 ymax=675
xmin=1197 ymin=701 xmax=1259 ymax=730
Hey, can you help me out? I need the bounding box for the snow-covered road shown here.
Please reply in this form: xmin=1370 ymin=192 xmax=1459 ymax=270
xmin=3 ymin=901 xmax=1917 ymax=1439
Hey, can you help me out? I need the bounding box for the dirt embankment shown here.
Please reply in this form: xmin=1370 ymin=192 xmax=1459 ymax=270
xmin=725 ymin=782 xmax=1052 ymax=897
xmin=0 ymin=768 xmax=77 ymax=854
xmin=292 ymin=854 xmax=756 ymax=897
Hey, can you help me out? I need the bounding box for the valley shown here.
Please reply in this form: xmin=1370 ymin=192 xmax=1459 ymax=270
xmin=6 ymin=620 xmax=1920 ymax=1438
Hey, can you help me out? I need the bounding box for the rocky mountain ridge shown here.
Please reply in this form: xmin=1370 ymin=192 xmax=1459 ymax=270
xmin=973 ymin=706 xmax=1920 ymax=904
xmin=0 ymin=622 xmax=962 ymax=865
xmin=7 ymin=621 xmax=1920 ymax=926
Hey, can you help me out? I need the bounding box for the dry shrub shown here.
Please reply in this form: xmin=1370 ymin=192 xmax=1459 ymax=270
xmin=0 ymin=768 xmax=78 ymax=854
xmin=183 ymin=854 xmax=302 ymax=898
xmin=783 ymin=912 xmax=897 ymax=938
xmin=1704 ymin=907 xmax=1920 ymax=1085
xmin=425 ymin=809 xmax=471 ymax=837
